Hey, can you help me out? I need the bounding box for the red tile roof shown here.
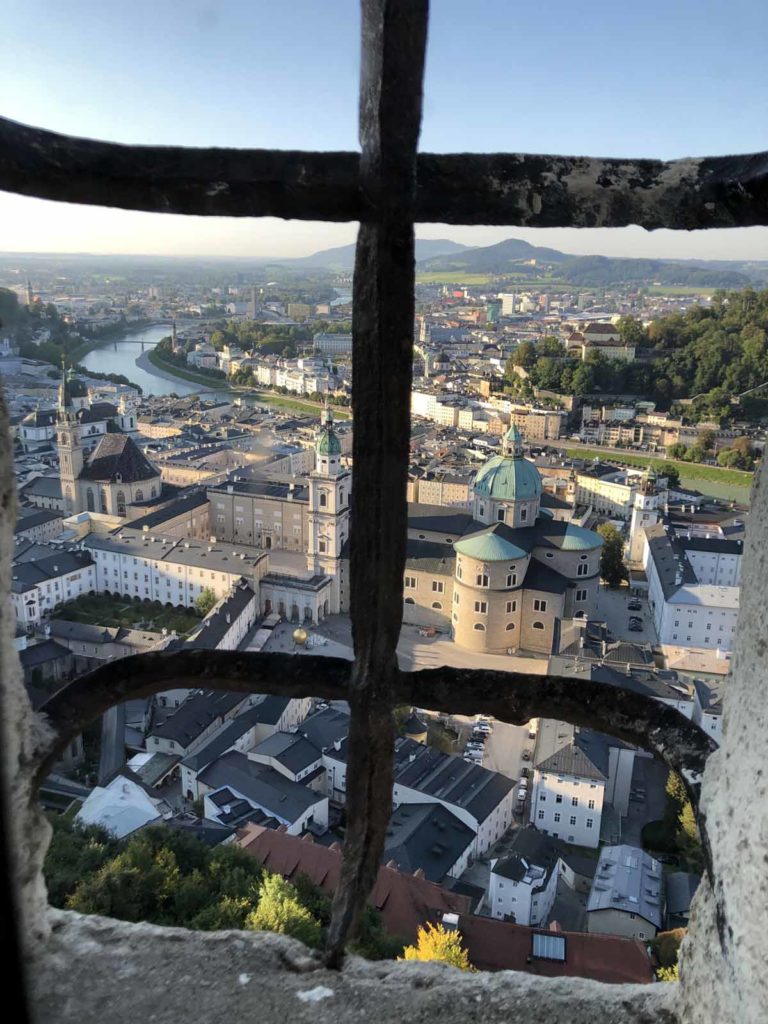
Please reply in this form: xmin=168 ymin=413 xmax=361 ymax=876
xmin=237 ymin=825 xmax=653 ymax=984
xmin=236 ymin=824 xmax=471 ymax=942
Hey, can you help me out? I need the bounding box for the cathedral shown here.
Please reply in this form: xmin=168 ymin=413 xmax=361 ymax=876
xmin=56 ymin=371 xmax=162 ymax=518
xmin=404 ymin=426 xmax=605 ymax=655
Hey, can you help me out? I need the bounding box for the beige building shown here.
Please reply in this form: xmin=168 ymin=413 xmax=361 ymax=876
xmin=57 ymin=373 xmax=163 ymax=519
xmin=508 ymin=406 xmax=567 ymax=441
xmin=575 ymin=468 xmax=636 ymax=519
xmin=404 ymin=428 xmax=603 ymax=655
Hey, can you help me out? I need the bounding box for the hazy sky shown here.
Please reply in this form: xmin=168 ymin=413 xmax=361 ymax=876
xmin=2 ymin=0 xmax=767 ymax=260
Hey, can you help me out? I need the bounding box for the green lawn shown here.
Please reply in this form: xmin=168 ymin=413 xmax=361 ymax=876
xmin=247 ymin=390 xmax=351 ymax=418
xmin=416 ymin=271 xmax=496 ymax=285
xmin=53 ymin=594 xmax=202 ymax=635
xmin=646 ymin=285 xmax=718 ymax=297
xmin=564 ymin=446 xmax=753 ymax=503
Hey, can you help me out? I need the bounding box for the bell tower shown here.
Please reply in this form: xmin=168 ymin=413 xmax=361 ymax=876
xmin=627 ymin=468 xmax=660 ymax=563
xmin=306 ymin=405 xmax=351 ymax=610
xmin=57 ymin=364 xmax=84 ymax=515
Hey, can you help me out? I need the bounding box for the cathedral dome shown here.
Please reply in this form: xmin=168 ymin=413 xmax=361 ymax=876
xmin=474 ymin=427 xmax=542 ymax=503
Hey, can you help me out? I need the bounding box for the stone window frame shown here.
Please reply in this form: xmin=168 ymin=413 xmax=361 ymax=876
xmin=1 ymin=0 xmax=763 ymax=1015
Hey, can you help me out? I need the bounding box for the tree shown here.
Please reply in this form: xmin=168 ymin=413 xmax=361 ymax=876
xmin=399 ymin=922 xmax=473 ymax=970
xmin=43 ymin=817 xmax=119 ymax=908
xmin=194 ymin=587 xmax=218 ymax=617
xmin=657 ymin=964 xmax=680 ymax=982
xmin=512 ymin=341 xmax=537 ymax=370
xmin=536 ymin=335 xmax=562 ymax=357
xmin=596 ymin=523 xmax=627 ymax=588
xmin=667 ymin=443 xmax=688 ymax=460
xmin=656 ymin=463 xmax=680 ymax=488
xmin=717 ymin=448 xmax=742 ymax=468
xmin=245 ymin=873 xmax=322 ymax=948
xmin=699 ymin=429 xmax=716 ymax=450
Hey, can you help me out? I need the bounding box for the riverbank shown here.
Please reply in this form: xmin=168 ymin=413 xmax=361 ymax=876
xmin=67 ymin=319 xmax=160 ymax=363
xmin=143 ymin=349 xmax=352 ymax=417
xmin=563 ymin=446 xmax=753 ymax=504
xmin=144 ymin=348 xmax=230 ymax=390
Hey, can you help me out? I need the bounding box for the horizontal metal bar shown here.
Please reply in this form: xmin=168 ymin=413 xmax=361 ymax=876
xmin=1 ymin=116 xmax=767 ymax=228
xmin=34 ymin=648 xmax=715 ymax=792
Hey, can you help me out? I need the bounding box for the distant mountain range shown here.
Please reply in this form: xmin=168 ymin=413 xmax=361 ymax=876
xmin=286 ymin=238 xmax=469 ymax=272
xmin=3 ymin=239 xmax=767 ymax=289
xmin=274 ymin=235 xmax=768 ymax=287
xmin=413 ymin=238 xmax=767 ymax=288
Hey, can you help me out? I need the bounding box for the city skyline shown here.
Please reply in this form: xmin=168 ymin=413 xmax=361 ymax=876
xmin=2 ymin=0 xmax=767 ymax=259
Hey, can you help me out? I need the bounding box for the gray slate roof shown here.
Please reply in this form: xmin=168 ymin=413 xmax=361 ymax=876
xmin=383 ymin=802 xmax=475 ymax=883
xmin=199 ymin=750 xmax=322 ymax=824
xmin=586 ymin=844 xmax=663 ymax=929
xmin=81 ymin=433 xmax=160 ymax=483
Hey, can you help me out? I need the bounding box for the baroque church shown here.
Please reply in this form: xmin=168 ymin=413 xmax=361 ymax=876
xmin=56 ymin=371 xmax=162 ymax=518
xmin=404 ymin=427 xmax=605 ymax=655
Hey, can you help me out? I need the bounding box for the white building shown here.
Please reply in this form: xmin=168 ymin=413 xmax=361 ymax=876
xmin=489 ymin=831 xmax=561 ymax=926
xmin=392 ymin=738 xmax=516 ymax=856
xmin=530 ymin=720 xmax=636 ymax=849
xmin=75 ymin=772 xmax=173 ymax=839
xmin=643 ymin=524 xmax=740 ymax=652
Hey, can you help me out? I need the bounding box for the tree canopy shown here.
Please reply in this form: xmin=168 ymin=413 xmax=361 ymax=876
xmin=399 ymin=922 xmax=473 ymax=970
xmin=596 ymin=523 xmax=627 ymax=587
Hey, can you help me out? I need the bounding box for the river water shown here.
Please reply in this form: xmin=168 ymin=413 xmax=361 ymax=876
xmin=78 ymin=323 xmax=204 ymax=397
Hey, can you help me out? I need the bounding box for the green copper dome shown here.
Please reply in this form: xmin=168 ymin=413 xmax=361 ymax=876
xmin=454 ymin=524 xmax=528 ymax=562
xmin=316 ymin=427 xmax=341 ymax=456
xmin=474 ymin=453 xmax=542 ymax=503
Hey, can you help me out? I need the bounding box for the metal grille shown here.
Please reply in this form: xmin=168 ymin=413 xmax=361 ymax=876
xmin=4 ymin=0 xmax=761 ymax=972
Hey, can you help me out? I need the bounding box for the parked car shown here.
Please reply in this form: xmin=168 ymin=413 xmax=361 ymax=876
xmin=628 ymin=623 xmax=643 ymax=632
xmin=522 ymin=750 xmax=532 ymax=761
xmin=520 ymin=766 xmax=530 ymax=778
xmin=474 ymin=722 xmax=492 ymax=734
xmin=516 ymin=788 xmax=527 ymax=801
xmin=628 ymin=600 xmax=642 ymax=611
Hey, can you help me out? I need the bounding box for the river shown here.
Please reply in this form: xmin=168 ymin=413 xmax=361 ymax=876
xmin=78 ymin=323 xmax=209 ymax=397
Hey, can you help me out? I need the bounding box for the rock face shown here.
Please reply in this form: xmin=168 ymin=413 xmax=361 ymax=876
xmin=32 ymin=911 xmax=671 ymax=1024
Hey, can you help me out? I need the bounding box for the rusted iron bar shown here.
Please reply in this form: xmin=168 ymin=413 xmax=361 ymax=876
xmin=0 ymin=117 xmax=362 ymax=221
xmin=324 ymin=0 xmax=429 ymax=968
xmin=2 ymin=114 xmax=767 ymax=228
xmin=35 ymin=652 xmax=715 ymax=807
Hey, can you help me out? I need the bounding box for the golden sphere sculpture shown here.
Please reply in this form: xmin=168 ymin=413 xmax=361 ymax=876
xmin=292 ymin=627 xmax=308 ymax=646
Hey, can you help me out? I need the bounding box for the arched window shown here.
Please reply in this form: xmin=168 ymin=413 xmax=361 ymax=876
xmin=86 ymin=488 xmax=95 ymax=512
xmin=99 ymin=488 xmax=108 ymax=513
xmin=135 ymin=489 xmax=144 ymax=502
xmin=116 ymin=490 xmax=126 ymax=517
xmin=473 ymin=623 xmax=485 ymax=631
xmin=506 ymin=622 xmax=515 ymax=631
xmin=151 ymin=486 xmax=157 ymax=497
xmin=431 ymin=601 xmax=442 ymax=610
xmin=533 ymin=621 xmax=545 ymax=630
xmin=320 ymin=492 xmax=327 ymax=508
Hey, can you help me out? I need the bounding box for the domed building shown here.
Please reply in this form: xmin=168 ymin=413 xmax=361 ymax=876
xmin=404 ymin=426 xmax=604 ymax=656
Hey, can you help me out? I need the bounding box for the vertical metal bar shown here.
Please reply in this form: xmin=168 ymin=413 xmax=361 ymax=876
xmin=325 ymin=0 xmax=428 ymax=966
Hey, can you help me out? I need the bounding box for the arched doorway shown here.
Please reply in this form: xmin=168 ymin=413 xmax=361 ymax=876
xmin=323 ymin=599 xmax=329 ymax=617
xmin=265 ymin=536 xmax=272 ymax=550
xmin=304 ymin=607 xmax=313 ymax=623
xmin=291 ymin=604 xmax=299 ymax=622
xmin=264 ymin=599 xmax=272 ymax=615
xmin=278 ymin=600 xmax=286 ymax=617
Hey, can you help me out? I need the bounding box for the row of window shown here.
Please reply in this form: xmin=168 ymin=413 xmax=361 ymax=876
xmin=540 ymin=795 xmax=595 ymax=808
xmin=537 ymin=811 xmax=594 ymax=828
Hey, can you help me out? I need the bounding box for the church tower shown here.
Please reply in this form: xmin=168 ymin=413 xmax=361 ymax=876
xmin=57 ymin=366 xmax=84 ymax=515
xmin=306 ymin=405 xmax=351 ymax=611
xmin=627 ymin=468 xmax=661 ymax=563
